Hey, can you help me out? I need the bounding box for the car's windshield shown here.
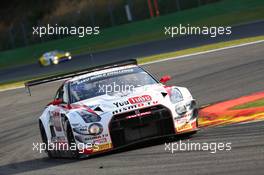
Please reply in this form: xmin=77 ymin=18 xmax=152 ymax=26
xmin=69 ymin=67 xmax=157 ymax=103
xmin=43 ymin=51 xmax=57 ymax=57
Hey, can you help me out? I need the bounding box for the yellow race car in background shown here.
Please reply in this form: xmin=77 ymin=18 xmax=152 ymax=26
xmin=39 ymin=50 xmax=72 ymax=66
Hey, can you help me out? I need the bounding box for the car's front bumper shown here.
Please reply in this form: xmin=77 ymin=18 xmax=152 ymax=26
xmin=77 ymin=104 xmax=199 ymax=156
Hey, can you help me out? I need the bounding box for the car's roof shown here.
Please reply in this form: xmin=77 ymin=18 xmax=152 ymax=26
xmin=68 ymin=64 xmax=138 ymax=83
xmin=44 ymin=50 xmax=65 ymax=54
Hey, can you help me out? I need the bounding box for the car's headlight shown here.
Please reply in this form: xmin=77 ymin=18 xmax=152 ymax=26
xmin=78 ymin=111 xmax=101 ymax=123
xmin=175 ymin=104 xmax=187 ymax=115
xmin=73 ymin=123 xmax=103 ymax=135
xmin=170 ymin=88 xmax=183 ymax=103
xmin=65 ymin=52 xmax=70 ymax=56
xmin=53 ymin=56 xmax=59 ymax=64
xmin=88 ymin=123 xmax=103 ymax=135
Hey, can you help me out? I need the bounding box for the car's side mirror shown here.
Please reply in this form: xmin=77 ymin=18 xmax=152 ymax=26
xmin=160 ymin=75 xmax=171 ymax=84
xmin=52 ymin=98 xmax=63 ymax=105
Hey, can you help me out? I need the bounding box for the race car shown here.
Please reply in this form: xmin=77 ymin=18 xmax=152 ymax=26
xmin=25 ymin=60 xmax=199 ymax=158
xmin=39 ymin=50 xmax=72 ymax=66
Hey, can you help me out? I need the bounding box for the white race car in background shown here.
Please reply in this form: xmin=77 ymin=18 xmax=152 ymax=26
xmin=25 ymin=60 xmax=199 ymax=158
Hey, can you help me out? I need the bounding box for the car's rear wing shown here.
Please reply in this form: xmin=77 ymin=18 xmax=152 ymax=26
xmin=24 ymin=59 xmax=137 ymax=95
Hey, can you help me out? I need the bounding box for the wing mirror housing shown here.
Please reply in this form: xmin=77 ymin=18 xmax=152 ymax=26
xmin=52 ymin=98 xmax=63 ymax=105
xmin=160 ymin=75 xmax=171 ymax=84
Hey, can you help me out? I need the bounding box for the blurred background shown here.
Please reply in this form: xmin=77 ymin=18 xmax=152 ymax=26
xmin=0 ymin=0 xmax=263 ymax=81
xmin=0 ymin=0 xmax=219 ymax=50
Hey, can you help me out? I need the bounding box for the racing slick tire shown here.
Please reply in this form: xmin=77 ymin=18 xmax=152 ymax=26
xmin=38 ymin=60 xmax=44 ymax=67
xmin=39 ymin=121 xmax=53 ymax=158
xmin=65 ymin=120 xmax=80 ymax=159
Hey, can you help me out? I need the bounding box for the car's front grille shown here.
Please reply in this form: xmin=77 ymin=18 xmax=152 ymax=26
xmin=109 ymin=105 xmax=175 ymax=148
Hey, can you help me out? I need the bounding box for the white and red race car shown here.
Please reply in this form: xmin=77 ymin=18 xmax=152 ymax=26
xmin=25 ymin=60 xmax=199 ymax=158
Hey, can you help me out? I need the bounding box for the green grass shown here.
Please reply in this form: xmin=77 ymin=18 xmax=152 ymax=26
xmin=232 ymin=98 xmax=264 ymax=110
xmin=0 ymin=81 xmax=25 ymax=90
xmin=0 ymin=0 xmax=264 ymax=69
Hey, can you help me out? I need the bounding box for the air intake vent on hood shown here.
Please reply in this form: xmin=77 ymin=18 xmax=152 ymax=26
xmin=94 ymin=106 xmax=103 ymax=112
xmin=161 ymin=92 xmax=167 ymax=97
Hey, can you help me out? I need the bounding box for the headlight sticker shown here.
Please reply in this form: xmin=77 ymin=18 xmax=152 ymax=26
xmin=77 ymin=111 xmax=101 ymax=123
xmin=170 ymin=88 xmax=183 ymax=104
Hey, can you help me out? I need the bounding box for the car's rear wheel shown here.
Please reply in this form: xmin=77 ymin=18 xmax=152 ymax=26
xmin=66 ymin=120 xmax=80 ymax=159
xmin=39 ymin=121 xmax=53 ymax=158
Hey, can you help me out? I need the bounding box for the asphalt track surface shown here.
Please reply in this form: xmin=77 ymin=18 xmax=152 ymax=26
xmin=0 ymin=21 xmax=264 ymax=83
xmin=0 ymin=41 xmax=264 ymax=175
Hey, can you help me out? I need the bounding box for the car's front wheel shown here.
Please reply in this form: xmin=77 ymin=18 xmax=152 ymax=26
xmin=65 ymin=120 xmax=80 ymax=159
xmin=39 ymin=121 xmax=53 ymax=158
xmin=38 ymin=60 xmax=43 ymax=67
